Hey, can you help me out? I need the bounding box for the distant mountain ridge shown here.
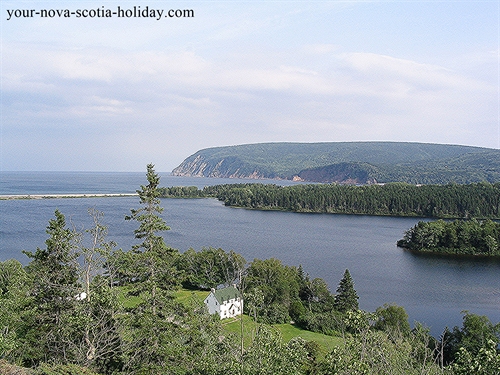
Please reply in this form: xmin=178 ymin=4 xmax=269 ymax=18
xmin=171 ymin=142 xmax=500 ymax=184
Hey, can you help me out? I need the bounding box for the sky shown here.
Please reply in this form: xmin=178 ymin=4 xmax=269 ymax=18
xmin=1 ymin=0 xmax=499 ymax=172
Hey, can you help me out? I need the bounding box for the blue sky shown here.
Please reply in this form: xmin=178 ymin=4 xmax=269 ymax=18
xmin=1 ymin=1 xmax=498 ymax=171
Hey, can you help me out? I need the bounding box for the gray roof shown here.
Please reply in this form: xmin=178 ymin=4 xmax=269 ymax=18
xmin=213 ymin=286 xmax=241 ymax=304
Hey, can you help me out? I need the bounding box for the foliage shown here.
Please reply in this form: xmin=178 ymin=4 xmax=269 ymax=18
xmin=244 ymin=258 xmax=300 ymax=324
xmin=241 ymin=325 xmax=310 ymax=375
xmin=125 ymin=163 xmax=171 ymax=254
xmin=3 ymin=163 xmax=500 ymax=374
xmin=439 ymin=311 xmax=500 ymax=366
xmin=398 ymin=219 xmax=500 ymax=256
xmin=80 ymin=208 xmax=116 ymax=301
xmin=165 ymin=181 xmax=500 ymax=219
xmin=120 ymin=164 xmax=183 ymax=374
xmin=334 ymin=269 xmax=359 ymax=313
xmin=157 ymin=185 xmax=204 ymax=198
xmin=70 ymin=279 xmax=123 ymax=374
xmin=0 ymin=359 xmax=32 ymax=375
xmin=0 ymin=260 xmax=28 ymax=360
xmin=34 ymin=363 xmax=102 ymax=375
xmin=451 ymin=339 xmax=500 ymax=375
xmin=314 ymin=329 xmax=444 ymax=375
xmin=171 ymin=141 xmax=500 ymax=183
xmin=124 ymin=163 xmax=180 ymax=293
xmin=21 ymin=210 xmax=81 ymax=365
xmin=75 ymin=209 xmax=123 ymax=373
xmin=374 ymin=303 xmax=411 ymax=337
xmin=176 ymin=247 xmax=246 ymax=289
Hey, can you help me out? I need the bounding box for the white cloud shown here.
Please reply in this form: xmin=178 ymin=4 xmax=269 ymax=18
xmin=1 ymin=0 xmax=498 ymax=170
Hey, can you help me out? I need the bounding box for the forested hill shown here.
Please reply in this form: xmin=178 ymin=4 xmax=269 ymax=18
xmin=171 ymin=142 xmax=500 ymax=184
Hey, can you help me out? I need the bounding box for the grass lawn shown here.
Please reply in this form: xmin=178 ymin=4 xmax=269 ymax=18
xmin=174 ymin=288 xmax=210 ymax=305
xmin=117 ymin=286 xmax=210 ymax=309
xmin=222 ymin=314 xmax=342 ymax=355
xmin=274 ymin=323 xmax=343 ymax=350
xmin=116 ymin=285 xmax=143 ymax=309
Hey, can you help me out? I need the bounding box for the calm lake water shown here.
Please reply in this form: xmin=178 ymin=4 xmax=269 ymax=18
xmin=1 ymin=172 xmax=499 ymax=337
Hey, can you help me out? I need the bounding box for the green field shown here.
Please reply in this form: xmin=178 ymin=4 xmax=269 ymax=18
xmin=118 ymin=287 xmax=210 ymax=309
xmin=222 ymin=314 xmax=342 ymax=355
xmin=174 ymin=288 xmax=210 ymax=305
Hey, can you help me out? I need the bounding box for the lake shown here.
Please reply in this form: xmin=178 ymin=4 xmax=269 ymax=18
xmin=1 ymin=171 xmax=499 ymax=337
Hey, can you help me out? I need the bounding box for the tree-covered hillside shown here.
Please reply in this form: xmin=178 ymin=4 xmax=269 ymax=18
xmin=171 ymin=142 xmax=500 ymax=184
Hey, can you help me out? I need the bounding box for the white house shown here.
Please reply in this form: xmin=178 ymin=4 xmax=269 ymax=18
xmin=204 ymin=285 xmax=243 ymax=319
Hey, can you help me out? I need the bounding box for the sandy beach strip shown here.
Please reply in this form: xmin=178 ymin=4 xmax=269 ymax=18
xmin=0 ymin=193 xmax=138 ymax=200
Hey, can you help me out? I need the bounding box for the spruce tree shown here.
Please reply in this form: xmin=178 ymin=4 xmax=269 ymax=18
xmin=125 ymin=163 xmax=180 ymax=296
xmin=334 ymin=269 xmax=359 ymax=313
xmin=122 ymin=164 xmax=183 ymax=373
xmin=22 ymin=210 xmax=80 ymax=364
xmin=126 ymin=163 xmax=170 ymax=254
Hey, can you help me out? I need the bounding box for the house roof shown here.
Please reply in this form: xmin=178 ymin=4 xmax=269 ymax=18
xmin=213 ymin=286 xmax=240 ymax=304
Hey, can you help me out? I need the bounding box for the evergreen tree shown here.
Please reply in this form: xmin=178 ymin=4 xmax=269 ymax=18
xmin=125 ymin=163 xmax=179 ymax=305
xmin=22 ymin=210 xmax=81 ymax=365
xmin=333 ymin=269 xmax=359 ymax=313
xmin=122 ymin=164 xmax=183 ymax=373
xmin=0 ymin=260 xmax=28 ymax=360
xmin=126 ymin=163 xmax=170 ymax=254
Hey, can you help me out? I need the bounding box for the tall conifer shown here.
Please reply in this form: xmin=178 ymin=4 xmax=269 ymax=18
xmin=122 ymin=164 xmax=182 ymax=373
xmin=334 ymin=269 xmax=359 ymax=313
xmin=22 ymin=210 xmax=80 ymax=364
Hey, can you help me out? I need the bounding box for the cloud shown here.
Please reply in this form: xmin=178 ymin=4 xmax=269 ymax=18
xmin=1 ymin=3 xmax=498 ymax=172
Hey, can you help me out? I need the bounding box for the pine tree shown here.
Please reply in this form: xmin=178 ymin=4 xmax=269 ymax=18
xmin=334 ymin=269 xmax=359 ymax=313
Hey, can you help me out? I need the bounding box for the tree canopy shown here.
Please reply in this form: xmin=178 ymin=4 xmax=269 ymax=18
xmin=162 ymin=182 xmax=500 ymax=219
xmin=398 ymin=219 xmax=500 ymax=256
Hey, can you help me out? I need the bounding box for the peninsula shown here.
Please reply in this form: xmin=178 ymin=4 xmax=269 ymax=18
xmin=0 ymin=193 xmax=137 ymax=200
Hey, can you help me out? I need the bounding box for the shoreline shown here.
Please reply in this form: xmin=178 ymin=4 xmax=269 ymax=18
xmin=397 ymin=245 xmax=500 ymax=259
xmin=0 ymin=193 xmax=138 ymax=200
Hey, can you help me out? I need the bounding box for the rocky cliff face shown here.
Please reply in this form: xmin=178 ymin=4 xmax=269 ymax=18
xmin=172 ymin=153 xmax=377 ymax=183
xmin=171 ymin=155 xmax=210 ymax=177
xmin=171 ymin=155 xmax=270 ymax=179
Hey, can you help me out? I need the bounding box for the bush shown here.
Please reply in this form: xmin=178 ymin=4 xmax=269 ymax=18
xmin=262 ymin=303 xmax=291 ymax=324
xmin=35 ymin=364 xmax=101 ymax=375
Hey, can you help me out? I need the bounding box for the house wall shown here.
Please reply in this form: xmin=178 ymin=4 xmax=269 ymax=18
xmin=204 ymin=293 xmax=220 ymax=315
xmin=219 ymin=297 xmax=243 ymax=319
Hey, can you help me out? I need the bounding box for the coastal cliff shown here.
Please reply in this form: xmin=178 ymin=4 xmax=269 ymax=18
xmin=171 ymin=142 xmax=500 ymax=184
xmin=171 ymin=155 xmax=272 ymax=179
